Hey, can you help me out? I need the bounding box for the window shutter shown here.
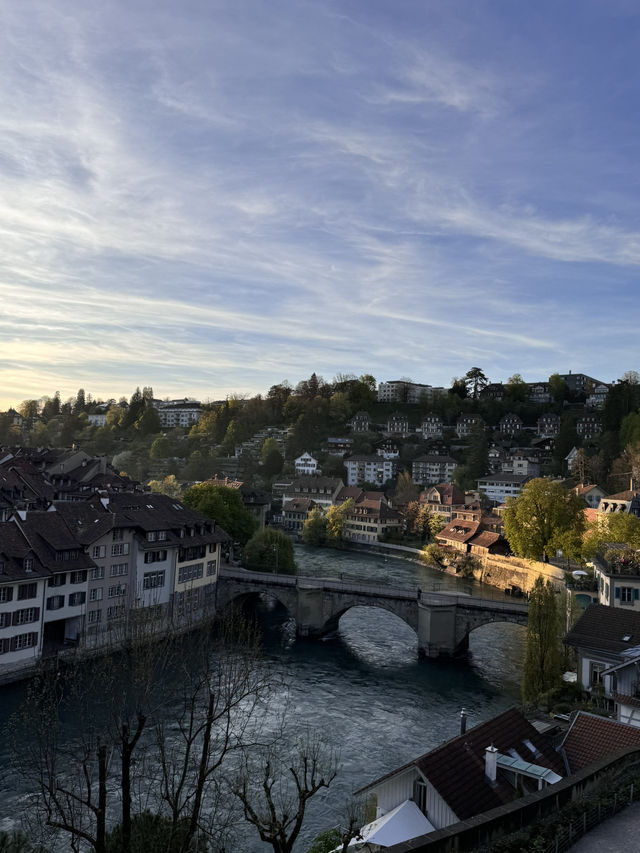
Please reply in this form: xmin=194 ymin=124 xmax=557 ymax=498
xmin=12 ymin=610 xmax=19 ymax=626
xmin=635 ymin=589 xmax=639 ymax=601
xmin=33 ymin=607 xmax=40 ymax=621
xmin=10 ymin=636 xmax=17 ymax=651
xmin=615 ymin=588 xmax=621 ymax=599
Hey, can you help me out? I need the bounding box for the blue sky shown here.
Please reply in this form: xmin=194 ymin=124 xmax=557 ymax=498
xmin=1 ymin=0 xmax=639 ymax=408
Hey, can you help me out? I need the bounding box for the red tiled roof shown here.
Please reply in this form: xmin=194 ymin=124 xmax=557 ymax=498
xmin=560 ymin=712 xmax=640 ymax=773
xmin=437 ymin=520 xmax=479 ymax=544
xmin=469 ymin=531 xmax=501 ymax=549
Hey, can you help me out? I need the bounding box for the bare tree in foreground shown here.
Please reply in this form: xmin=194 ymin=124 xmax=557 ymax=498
xmin=232 ymin=732 xmax=340 ymax=853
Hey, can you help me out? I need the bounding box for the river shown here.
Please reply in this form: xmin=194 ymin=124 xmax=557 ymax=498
xmin=0 ymin=545 xmax=526 ymax=850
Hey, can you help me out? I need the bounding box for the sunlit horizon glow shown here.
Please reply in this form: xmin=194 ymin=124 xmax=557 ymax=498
xmin=1 ymin=0 xmax=639 ymax=409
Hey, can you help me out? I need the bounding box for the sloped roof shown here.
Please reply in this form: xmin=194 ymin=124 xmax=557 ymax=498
xmin=560 ymin=712 xmax=640 ymax=773
xmin=437 ymin=519 xmax=480 ymax=544
xmin=469 ymin=531 xmax=501 ymax=549
xmin=358 ymin=708 xmax=563 ymax=822
xmin=565 ymin=604 xmax=640 ymax=654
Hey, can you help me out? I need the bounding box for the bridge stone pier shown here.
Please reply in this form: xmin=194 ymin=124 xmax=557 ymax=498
xmin=216 ymin=568 xmax=529 ymax=658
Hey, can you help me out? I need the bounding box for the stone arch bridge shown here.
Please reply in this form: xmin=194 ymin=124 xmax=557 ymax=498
xmin=216 ymin=567 xmax=528 ymax=657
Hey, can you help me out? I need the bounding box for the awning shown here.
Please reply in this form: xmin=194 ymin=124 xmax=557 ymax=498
xmin=351 ymin=799 xmax=435 ymax=849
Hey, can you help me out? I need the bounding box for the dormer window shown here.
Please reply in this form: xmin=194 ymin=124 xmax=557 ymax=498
xmin=24 ymin=558 xmax=34 ymax=572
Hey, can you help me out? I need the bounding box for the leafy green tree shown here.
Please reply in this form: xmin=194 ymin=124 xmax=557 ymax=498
xmin=301 ymin=507 xmax=328 ymax=547
xmin=150 ymin=436 xmax=170 ymax=459
xmin=464 ymin=367 xmax=488 ymax=399
xmin=503 ymin=479 xmax=586 ymax=562
xmin=263 ymin=449 xmax=284 ymax=478
xmin=325 ymin=499 xmax=354 ymax=546
xmin=244 ymin=528 xmax=295 ymax=574
xmin=449 ymin=377 xmax=468 ymax=398
xmin=504 ymin=373 xmax=529 ymax=402
xmin=522 ymin=576 xmax=562 ymax=703
xmin=428 ymin=513 xmax=445 ymax=539
xmin=394 ymin=470 xmax=419 ymax=505
xmin=182 ymin=483 xmax=257 ymax=545
xmin=147 ymin=475 xmax=182 ymax=499
xmin=421 ymin=543 xmax=445 ymax=568
xmin=548 ymin=373 xmax=568 ymax=403
xmin=583 ymin=512 xmax=640 ymax=559
xmin=135 ymin=405 xmax=162 ymax=436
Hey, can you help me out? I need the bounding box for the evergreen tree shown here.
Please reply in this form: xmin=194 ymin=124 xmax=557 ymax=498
xmin=522 ymin=576 xmax=562 ymax=703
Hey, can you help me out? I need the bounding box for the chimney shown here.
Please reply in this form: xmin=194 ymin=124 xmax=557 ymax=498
xmin=460 ymin=708 xmax=467 ymax=735
xmin=485 ymin=745 xmax=498 ymax=783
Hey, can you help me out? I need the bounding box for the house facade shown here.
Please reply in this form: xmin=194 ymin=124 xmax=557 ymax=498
xmin=412 ymin=455 xmax=457 ymax=486
xmin=294 ymin=452 xmax=320 ymax=476
xmin=343 ymin=455 xmax=396 ymax=487
xmin=477 ymin=474 xmax=529 ymax=504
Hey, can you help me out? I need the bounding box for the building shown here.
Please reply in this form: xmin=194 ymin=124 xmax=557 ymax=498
xmin=537 ymin=413 xmax=560 ymax=437
xmin=577 ymin=415 xmax=602 ymax=439
xmin=590 ymin=546 xmax=640 ymax=608
xmin=455 ymin=415 xmax=484 ymax=439
xmin=574 ymin=483 xmax=607 ymax=509
xmin=0 ymin=494 xmax=229 ymax=672
xmin=477 ymin=474 xmax=529 ymax=504
xmin=279 ymin=477 xmax=343 ymax=509
xmin=342 ymin=497 xmax=402 ymax=544
xmin=558 ymin=372 xmax=604 ymax=394
xmin=151 ymin=399 xmax=202 ymax=429
xmin=527 ymin=382 xmax=551 ymax=404
xmin=502 ymin=452 xmax=540 ymax=478
xmin=377 ymin=381 xmax=442 ymax=404
xmin=419 ymin=484 xmax=466 ymax=522
xmin=598 ymin=490 xmax=640 ymax=517
xmin=385 ymin=412 xmax=410 ymax=438
xmin=348 ymin=411 xmax=373 ymax=433
xmin=355 ymin=708 xmax=563 ymax=845
xmin=586 ymin=383 xmax=610 ymax=409
xmin=294 ymin=452 xmax=320 ymax=476
xmin=418 ymin=414 xmax=442 ymax=440
xmin=411 ymin=455 xmax=457 ymax=487
xmin=282 ymin=498 xmax=317 ymax=532
xmin=343 ymin=455 xmax=396 ymax=487
xmin=499 ymin=413 xmax=524 ymax=436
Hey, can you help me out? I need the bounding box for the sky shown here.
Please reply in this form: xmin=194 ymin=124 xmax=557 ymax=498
xmin=1 ymin=0 xmax=640 ymax=408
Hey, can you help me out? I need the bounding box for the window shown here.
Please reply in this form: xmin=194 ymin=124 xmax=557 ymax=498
xmin=113 ymin=528 xmax=124 ymax=541
xmin=17 ymin=583 xmax=37 ymax=601
xmin=89 ymin=588 xmax=103 ymax=601
xmin=157 ymin=530 xmax=167 ymax=541
xmin=12 ymin=632 xmax=38 ymax=651
xmin=110 ymin=563 xmax=128 ymax=577
xmin=0 ymin=613 xmax=10 ymax=628
xmin=111 ymin=543 xmax=129 ymax=557
xmin=206 ymin=560 xmax=217 ymax=577
xmin=143 ymin=571 xmax=165 ymax=590
xmin=88 ymin=609 xmax=102 ymax=624
xmin=92 ymin=545 xmax=106 ymax=559
xmin=24 ymin=558 xmax=33 ymax=572
xmin=0 ymin=587 xmax=14 ymax=603
xmin=48 ymin=573 xmax=66 ymax=588
xmin=147 ymin=531 xmax=158 ymax=542
xmin=590 ymin=662 xmax=605 ymax=686
xmin=46 ymin=595 xmax=65 ymax=611
xmin=69 ymin=592 xmax=86 ymax=607
xmin=617 ymin=587 xmax=639 ymax=604
xmin=91 ymin=566 xmax=105 ymax=580
xmin=14 ymin=607 xmax=39 ymax=625
xmin=108 ymin=585 xmax=127 ymax=598
xmin=107 ymin=605 xmax=124 ymax=620
xmin=70 ymin=570 xmax=87 ymax=584
xmin=178 ymin=563 xmax=203 ymax=584
xmin=144 ymin=550 xmax=167 ymax=564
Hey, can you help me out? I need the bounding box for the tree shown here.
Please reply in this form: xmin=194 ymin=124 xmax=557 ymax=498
xmin=583 ymin=512 xmax=640 ymax=559
xmin=232 ymin=732 xmax=339 ymax=853
xmin=324 ymin=500 xmax=354 ymax=546
xmin=449 ymin=377 xmax=468 ymax=398
xmin=548 ymin=373 xmax=568 ymax=403
xmin=135 ymin=405 xmax=161 ymax=436
xmin=428 ymin=513 xmax=445 ymax=540
xmin=503 ymin=479 xmax=586 ymax=562
xmin=73 ymin=388 xmax=86 ymax=415
xmin=301 ymin=507 xmax=327 ymax=547
xmin=244 ymin=528 xmax=295 ymax=574
xmin=149 ymin=436 xmax=171 ymax=459
xmin=147 ymin=474 xmax=182 ymax=498
xmin=504 ymin=373 xmax=529 ymax=403
xmin=421 ymin=543 xmax=445 ymax=569
xmin=18 ymin=399 xmax=39 ymax=430
xmin=182 ymin=483 xmax=257 ymax=545
xmin=521 ymin=577 xmax=562 ymax=703
xmin=464 ymin=367 xmax=488 ymax=399
xmin=394 ymin=470 xmax=419 ymax=505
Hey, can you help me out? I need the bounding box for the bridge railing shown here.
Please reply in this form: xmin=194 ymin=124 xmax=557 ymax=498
xmin=217 ymin=567 xmax=528 ymax=611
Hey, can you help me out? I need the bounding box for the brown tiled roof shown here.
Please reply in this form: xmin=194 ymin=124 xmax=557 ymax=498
xmin=560 ymin=712 xmax=640 ymax=773
xmin=357 ymin=708 xmax=563 ymax=821
xmin=438 ymin=520 xmax=479 ymax=544
xmin=469 ymin=531 xmax=501 ymax=549
xmin=283 ymin=498 xmax=316 ymax=512
xmin=565 ymin=605 xmax=640 ymax=653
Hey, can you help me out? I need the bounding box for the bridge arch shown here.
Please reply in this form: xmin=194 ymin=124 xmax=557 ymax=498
xmin=319 ymin=600 xmax=419 ymax=638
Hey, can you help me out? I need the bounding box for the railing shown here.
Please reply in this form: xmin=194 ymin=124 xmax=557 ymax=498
xmin=218 ymin=568 xmax=528 ymax=611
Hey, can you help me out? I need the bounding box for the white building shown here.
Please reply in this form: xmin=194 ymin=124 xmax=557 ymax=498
xmin=294 ymin=452 xmax=320 ymax=476
xmin=476 ymin=474 xmax=529 ymax=503
xmin=343 ymin=455 xmax=396 ymax=487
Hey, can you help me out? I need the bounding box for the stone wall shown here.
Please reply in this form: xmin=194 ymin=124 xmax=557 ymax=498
xmin=474 ymin=553 xmax=566 ymax=594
